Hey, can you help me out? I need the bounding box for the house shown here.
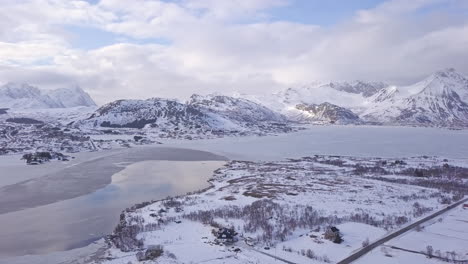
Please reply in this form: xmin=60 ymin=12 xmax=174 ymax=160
xmin=214 ymin=227 xmax=238 ymax=244
xmin=463 ymin=204 xmax=468 ymax=209
xmin=324 ymin=226 xmax=343 ymax=244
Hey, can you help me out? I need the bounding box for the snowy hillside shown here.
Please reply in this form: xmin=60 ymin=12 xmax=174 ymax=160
xmin=0 ymin=82 xmax=96 ymax=109
xmin=76 ymin=98 xmax=218 ymax=129
xmin=73 ymin=96 xmax=293 ymax=139
xmin=188 ymin=94 xmax=287 ymax=124
xmin=363 ymin=68 xmax=468 ymax=127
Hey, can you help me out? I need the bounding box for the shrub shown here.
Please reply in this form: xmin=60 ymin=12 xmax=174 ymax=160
xmin=415 ymin=225 xmax=424 ymax=232
xmin=362 ymin=238 xmax=370 ymax=247
xmin=306 ymin=249 xmax=315 ymax=259
xmin=136 ymin=245 xmax=164 ymax=261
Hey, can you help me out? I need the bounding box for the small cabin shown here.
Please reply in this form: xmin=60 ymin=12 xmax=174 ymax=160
xmin=324 ymin=226 xmax=343 ymax=244
xmin=463 ymin=204 xmax=468 ymax=209
xmin=215 ymin=227 xmax=238 ymax=244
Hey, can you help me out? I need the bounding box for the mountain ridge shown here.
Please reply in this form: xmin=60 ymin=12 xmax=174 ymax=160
xmin=362 ymin=68 xmax=468 ymax=127
xmin=73 ymin=95 xmax=293 ymax=139
xmin=4 ymin=68 xmax=468 ymax=129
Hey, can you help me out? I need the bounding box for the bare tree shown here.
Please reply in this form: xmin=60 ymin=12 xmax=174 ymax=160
xmin=426 ymin=245 xmax=433 ymax=258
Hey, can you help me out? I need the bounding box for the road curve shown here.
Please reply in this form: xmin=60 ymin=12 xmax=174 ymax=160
xmin=337 ymin=197 xmax=468 ymax=264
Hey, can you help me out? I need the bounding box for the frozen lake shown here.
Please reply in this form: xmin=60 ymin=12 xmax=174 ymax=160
xmin=163 ymin=125 xmax=468 ymax=161
xmin=0 ymin=147 xmax=226 ymax=258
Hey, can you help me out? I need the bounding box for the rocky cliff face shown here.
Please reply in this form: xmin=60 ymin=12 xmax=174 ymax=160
xmin=293 ymin=102 xmax=361 ymax=124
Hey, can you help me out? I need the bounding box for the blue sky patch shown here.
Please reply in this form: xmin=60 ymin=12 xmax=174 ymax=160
xmin=65 ymin=25 xmax=171 ymax=50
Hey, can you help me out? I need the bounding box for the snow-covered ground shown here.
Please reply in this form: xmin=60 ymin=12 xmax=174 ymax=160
xmin=1 ymin=125 xmax=467 ymax=264
xmin=96 ymin=155 xmax=467 ymax=264
xmin=356 ymin=205 xmax=468 ymax=264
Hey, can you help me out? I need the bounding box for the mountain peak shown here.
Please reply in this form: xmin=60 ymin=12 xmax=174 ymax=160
xmin=0 ymin=82 xmax=41 ymax=99
xmin=0 ymin=82 xmax=96 ymax=109
xmin=435 ymin=67 xmax=456 ymax=76
xmin=317 ymin=80 xmax=388 ymax=97
xmin=47 ymin=85 xmax=96 ymax=108
xmin=431 ymin=68 xmax=466 ymax=81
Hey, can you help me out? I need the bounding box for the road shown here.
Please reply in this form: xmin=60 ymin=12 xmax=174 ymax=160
xmin=249 ymin=247 xmax=297 ymax=264
xmin=337 ymin=197 xmax=468 ymax=264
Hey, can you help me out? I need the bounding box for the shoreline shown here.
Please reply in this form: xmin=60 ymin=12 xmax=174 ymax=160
xmin=0 ymin=148 xmax=227 ymax=259
xmin=0 ymin=146 xmax=227 ymax=215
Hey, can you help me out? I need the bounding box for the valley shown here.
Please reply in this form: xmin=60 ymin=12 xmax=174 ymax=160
xmin=0 ymin=69 xmax=467 ymax=264
xmin=1 ymin=2 xmax=467 ymax=263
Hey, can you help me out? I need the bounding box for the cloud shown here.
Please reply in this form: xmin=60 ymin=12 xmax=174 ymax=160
xmin=183 ymin=0 xmax=290 ymax=21
xmin=0 ymin=0 xmax=467 ymax=104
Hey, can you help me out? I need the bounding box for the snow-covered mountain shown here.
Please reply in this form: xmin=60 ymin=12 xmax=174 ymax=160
xmin=77 ymin=98 xmax=213 ymax=129
xmin=73 ymin=95 xmax=292 ymax=138
xmin=46 ymin=86 xmax=96 ymax=108
xmin=362 ymin=68 xmax=468 ymax=127
xmin=293 ymin=102 xmax=361 ymax=124
xmin=241 ymin=70 xmax=468 ymax=127
xmin=4 ymin=68 xmax=468 ymax=130
xmin=188 ymin=94 xmax=287 ymax=124
xmin=0 ymin=83 xmax=96 ymax=109
xmin=241 ymin=81 xmax=386 ymax=123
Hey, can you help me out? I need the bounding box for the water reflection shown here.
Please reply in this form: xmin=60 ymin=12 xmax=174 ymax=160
xmin=0 ymin=158 xmax=225 ymax=257
xmin=0 ymin=147 xmax=225 ymax=215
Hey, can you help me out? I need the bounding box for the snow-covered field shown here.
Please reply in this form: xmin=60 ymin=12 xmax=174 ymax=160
xmin=97 ymin=155 xmax=467 ymax=264
xmin=357 ymin=206 xmax=468 ymax=264
xmin=1 ymin=125 xmax=467 ymax=264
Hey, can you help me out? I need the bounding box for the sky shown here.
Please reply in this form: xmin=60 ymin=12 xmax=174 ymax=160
xmin=0 ymin=0 xmax=467 ymax=104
